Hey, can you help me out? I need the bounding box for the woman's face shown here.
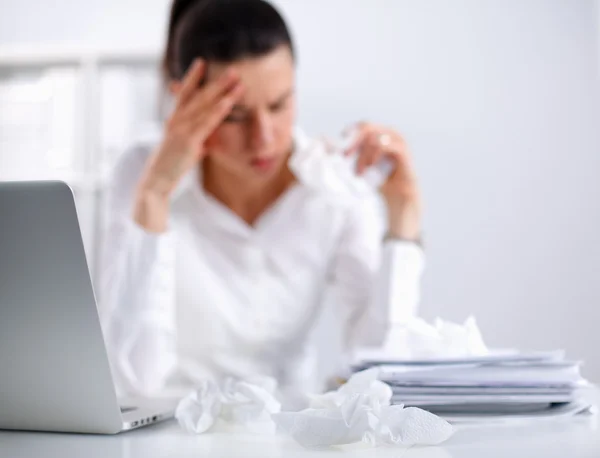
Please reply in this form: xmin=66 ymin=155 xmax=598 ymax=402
xmin=176 ymin=45 xmax=296 ymax=182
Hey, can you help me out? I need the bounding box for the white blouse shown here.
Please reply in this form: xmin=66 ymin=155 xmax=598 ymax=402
xmin=98 ymin=129 xmax=425 ymax=399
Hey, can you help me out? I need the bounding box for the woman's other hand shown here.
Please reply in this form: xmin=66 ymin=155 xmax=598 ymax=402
xmin=345 ymin=122 xmax=421 ymax=241
xmin=134 ymin=59 xmax=245 ymax=232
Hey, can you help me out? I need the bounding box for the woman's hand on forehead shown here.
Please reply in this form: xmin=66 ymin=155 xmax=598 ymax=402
xmin=133 ymin=58 xmax=245 ymax=232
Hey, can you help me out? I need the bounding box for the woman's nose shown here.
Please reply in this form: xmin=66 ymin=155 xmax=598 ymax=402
xmin=249 ymin=112 xmax=275 ymax=152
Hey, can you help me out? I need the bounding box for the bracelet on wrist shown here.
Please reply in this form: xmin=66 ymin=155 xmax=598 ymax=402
xmin=383 ymin=232 xmax=424 ymax=248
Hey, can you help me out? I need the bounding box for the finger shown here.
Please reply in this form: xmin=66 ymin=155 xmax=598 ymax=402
xmin=391 ymin=150 xmax=417 ymax=181
xmin=356 ymin=146 xmax=376 ymax=175
xmin=176 ymin=59 xmax=206 ymax=107
xmin=178 ymin=70 xmax=240 ymax=120
xmin=189 ymin=82 xmax=245 ymax=141
xmin=382 ymin=134 xmax=411 ymax=167
xmin=343 ymin=123 xmax=376 ymax=156
xmin=356 ymin=132 xmax=383 ymax=175
xmin=344 ymin=137 xmax=361 ymax=157
xmin=383 ymin=140 xmax=417 ymax=184
xmin=181 ymin=79 xmax=243 ymax=133
xmin=368 ymin=132 xmax=387 ymax=165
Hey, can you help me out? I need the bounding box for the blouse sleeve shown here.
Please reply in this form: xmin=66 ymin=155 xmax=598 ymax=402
xmin=328 ymin=197 xmax=425 ymax=351
xmin=97 ymin=145 xmax=178 ymax=396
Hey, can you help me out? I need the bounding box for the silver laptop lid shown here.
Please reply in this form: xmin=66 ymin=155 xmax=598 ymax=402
xmin=0 ymin=181 xmax=122 ymax=434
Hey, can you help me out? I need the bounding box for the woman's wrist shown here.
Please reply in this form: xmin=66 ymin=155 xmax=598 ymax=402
xmin=386 ymin=224 xmax=421 ymax=242
xmin=133 ymin=186 xmax=171 ymax=233
xmin=386 ymin=199 xmax=421 ymax=241
xmin=384 ymin=231 xmax=424 ymax=248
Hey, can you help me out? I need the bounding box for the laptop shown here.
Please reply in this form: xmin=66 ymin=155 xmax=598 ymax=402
xmin=0 ymin=181 xmax=176 ymax=434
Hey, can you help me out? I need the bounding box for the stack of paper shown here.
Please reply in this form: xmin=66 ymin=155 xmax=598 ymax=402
xmin=351 ymin=350 xmax=596 ymax=423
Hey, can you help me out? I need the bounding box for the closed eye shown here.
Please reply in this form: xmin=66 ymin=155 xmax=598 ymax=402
xmin=269 ymin=90 xmax=293 ymax=112
xmin=269 ymin=100 xmax=288 ymax=112
xmin=224 ymin=112 xmax=248 ymax=123
xmin=224 ymin=89 xmax=293 ymax=122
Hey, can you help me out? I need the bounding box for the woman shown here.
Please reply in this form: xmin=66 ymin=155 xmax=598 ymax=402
xmin=100 ymin=0 xmax=424 ymax=398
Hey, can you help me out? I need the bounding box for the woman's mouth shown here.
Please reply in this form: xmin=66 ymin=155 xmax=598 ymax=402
xmin=250 ymin=157 xmax=277 ymax=171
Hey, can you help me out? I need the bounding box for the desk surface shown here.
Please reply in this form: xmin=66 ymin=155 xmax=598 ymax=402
xmin=1 ymin=417 xmax=599 ymax=458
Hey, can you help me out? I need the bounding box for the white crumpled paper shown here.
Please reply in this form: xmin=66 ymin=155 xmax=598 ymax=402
xmin=175 ymin=376 xmax=282 ymax=435
xmin=288 ymin=130 xmax=394 ymax=197
xmin=176 ymin=369 xmax=454 ymax=449
xmin=374 ymin=316 xmax=489 ymax=361
xmin=272 ymin=368 xmax=454 ymax=449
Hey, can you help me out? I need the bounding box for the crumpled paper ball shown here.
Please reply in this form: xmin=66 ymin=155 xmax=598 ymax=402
xmin=309 ymin=367 xmax=393 ymax=410
xmin=288 ymin=132 xmax=394 ymax=197
xmin=358 ymin=316 xmax=489 ymax=362
xmin=175 ymin=379 xmax=222 ymax=434
xmin=175 ymin=376 xmax=282 ymax=435
xmin=272 ymin=368 xmax=454 ymax=449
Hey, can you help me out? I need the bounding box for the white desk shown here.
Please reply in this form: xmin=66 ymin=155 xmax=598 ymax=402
xmin=1 ymin=416 xmax=599 ymax=458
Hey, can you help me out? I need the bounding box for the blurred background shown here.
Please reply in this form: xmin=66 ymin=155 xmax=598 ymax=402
xmin=0 ymin=0 xmax=599 ymax=380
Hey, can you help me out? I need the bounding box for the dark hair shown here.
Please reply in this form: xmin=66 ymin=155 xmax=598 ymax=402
xmin=162 ymin=0 xmax=295 ymax=81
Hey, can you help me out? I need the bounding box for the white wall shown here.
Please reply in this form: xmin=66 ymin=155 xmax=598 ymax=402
xmin=1 ymin=0 xmax=599 ymax=380
xmin=0 ymin=0 xmax=171 ymax=49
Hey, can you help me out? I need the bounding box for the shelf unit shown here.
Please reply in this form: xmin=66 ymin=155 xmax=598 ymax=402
xmin=0 ymin=45 xmax=163 ymax=285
